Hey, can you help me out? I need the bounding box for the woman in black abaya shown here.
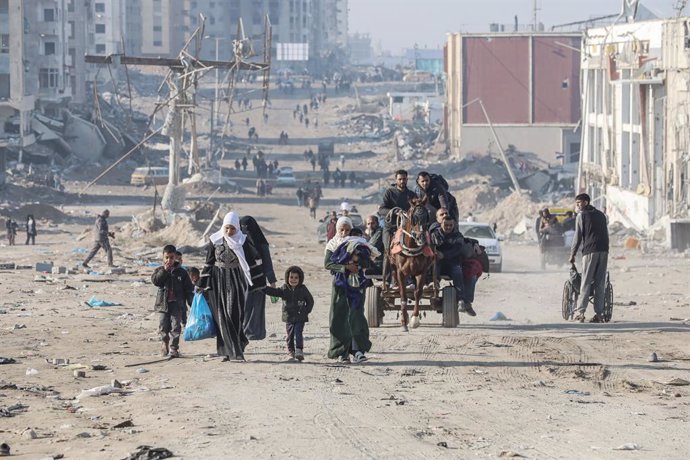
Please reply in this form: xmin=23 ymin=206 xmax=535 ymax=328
xmin=240 ymin=216 xmax=277 ymax=340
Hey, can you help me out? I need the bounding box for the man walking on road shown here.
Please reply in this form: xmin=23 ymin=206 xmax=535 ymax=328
xmin=569 ymin=193 xmax=609 ymax=323
xmin=83 ymin=209 xmax=115 ymax=269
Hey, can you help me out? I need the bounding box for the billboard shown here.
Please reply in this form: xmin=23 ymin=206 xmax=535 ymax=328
xmin=276 ymin=43 xmax=309 ymax=61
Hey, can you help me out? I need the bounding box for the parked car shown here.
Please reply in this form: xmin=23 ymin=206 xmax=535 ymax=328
xmin=275 ymin=168 xmax=297 ymax=187
xmin=130 ymin=166 xmax=169 ymax=186
xmin=317 ymin=212 xmax=364 ymax=243
xmin=458 ymin=222 xmax=503 ymax=273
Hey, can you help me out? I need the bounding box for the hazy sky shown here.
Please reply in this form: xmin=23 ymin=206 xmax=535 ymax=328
xmin=348 ymin=0 xmax=681 ymax=53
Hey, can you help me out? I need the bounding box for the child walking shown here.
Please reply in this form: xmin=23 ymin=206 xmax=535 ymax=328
xmin=151 ymin=244 xmax=195 ymax=357
xmin=264 ymin=266 xmax=314 ymax=361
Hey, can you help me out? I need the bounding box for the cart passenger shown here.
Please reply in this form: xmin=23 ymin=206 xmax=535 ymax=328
xmin=431 ymin=217 xmax=472 ymax=315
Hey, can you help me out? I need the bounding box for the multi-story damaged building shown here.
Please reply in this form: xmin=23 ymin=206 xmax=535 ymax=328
xmin=0 ymin=0 xmax=34 ymax=150
xmin=579 ymin=17 xmax=690 ymax=246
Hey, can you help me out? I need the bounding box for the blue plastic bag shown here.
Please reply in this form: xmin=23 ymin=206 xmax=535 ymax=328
xmin=183 ymin=293 xmax=216 ymax=341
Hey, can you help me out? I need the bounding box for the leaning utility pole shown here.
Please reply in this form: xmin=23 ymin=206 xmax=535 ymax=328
xmin=83 ymin=18 xmax=270 ymax=212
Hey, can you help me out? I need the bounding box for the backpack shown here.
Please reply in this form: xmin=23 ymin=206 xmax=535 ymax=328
xmin=429 ymin=173 xmax=449 ymax=192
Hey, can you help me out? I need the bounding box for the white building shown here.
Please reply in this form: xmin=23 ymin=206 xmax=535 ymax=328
xmin=579 ymin=17 xmax=690 ymax=247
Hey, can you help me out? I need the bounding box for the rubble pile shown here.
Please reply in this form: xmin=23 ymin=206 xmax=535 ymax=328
xmin=337 ymin=114 xmax=391 ymax=139
xmin=145 ymin=216 xmax=207 ymax=248
xmin=455 ymin=184 xmax=500 ymax=213
xmin=478 ymin=191 xmax=545 ymax=237
xmin=394 ymin=124 xmax=440 ymax=160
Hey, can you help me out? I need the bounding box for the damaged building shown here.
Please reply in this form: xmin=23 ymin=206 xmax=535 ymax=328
xmin=579 ymin=16 xmax=690 ymax=249
xmin=445 ymin=31 xmax=582 ymax=164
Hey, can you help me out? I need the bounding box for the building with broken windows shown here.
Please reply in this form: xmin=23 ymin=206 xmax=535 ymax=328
xmin=444 ymin=32 xmax=582 ymax=164
xmin=0 ymin=0 xmax=34 ymax=151
xmin=579 ymin=17 xmax=690 ymax=246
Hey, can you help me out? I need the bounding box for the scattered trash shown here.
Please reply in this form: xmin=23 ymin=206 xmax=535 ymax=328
xmin=437 ymin=441 xmax=448 ymax=448
xmin=112 ymin=379 xmax=123 ymax=388
xmin=0 ymin=403 xmax=28 ymax=417
xmin=136 ymin=368 xmax=149 ymax=374
xmin=662 ymin=378 xmax=690 ymax=386
xmin=0 ymin=357 xmax=16 ymax=365
xmin=113 ymin=420 xmax=134 ymax=429
xmin=26 ymin=368 xmax=39 ymax=376
xmin=76 ymin=385 xmax=125 ymax=399
xmin=0 ymin=263 xmax=16 ymax=270
xmin=10 ymin=324 xmax=26 ymax=330
xmin=73 ymin=370 xmax=86 ymax=378
xmin=499 ymin=451 xmax=526 ymax=458
xmin=86 ymin=295 xmax=121 ymax=307
xmin=614 ymin=443 xmax=640 ymax=451
xmin=75 ymin=432 xmax=91 ymax=438
xmin=648 ymin=352 xmax=659 ymax=363
xmin=122 ymin=445 xmax=173 ymax=460
xmin=21 ymin=428 xmax=37 ymax=439
xmin=48 ymin=358 xmax=70 ymax=365
xmin=66 ymin=363 xmax=88 ymax=370
xmin=91 ymin=364 xmax=109 ymax=371
xmin=563 ymin=389 xmax=590 ymax=396
xmin=490 ymin=312 xmax=509 ymax=321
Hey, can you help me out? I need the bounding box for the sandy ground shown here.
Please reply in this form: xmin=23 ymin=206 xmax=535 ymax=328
xmin=1 ymin=83 xmax=690 ymax=459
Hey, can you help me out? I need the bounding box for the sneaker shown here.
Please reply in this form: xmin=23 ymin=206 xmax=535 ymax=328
xmin=573 ymin=313 xmax=586 ymax=323
xmin=336 ymin=355 xmax=350 ymax=364
xmin=82 ymin=263 xmax=90 ymax=270
xmin=168 ymin=348 xmax=180 ymax=358
xmin=457 ymin=300 xmax=466 ymax=313
xmin=351 ymin=351 xmax=367 ymax=364
xmin=287 ymin=350 xmax=296 ymax=360
xmin=160 ymin=341 xmax=169 ymax=357
xmin=464 ymin=302 xmax=477 ymax=317
xmin=295 ymin=349 xmax=304 ymax=361
xmin=589 ymin=314 xmax=603 ymax=323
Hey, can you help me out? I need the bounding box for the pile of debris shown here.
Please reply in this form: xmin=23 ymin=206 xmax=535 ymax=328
xmin=394 ymin=124 xmax=441 ymax=160
xmin=337 ymin=114 xmax=391 ymax=139
xmin=478 ymin=191 xmax=547 ymax=238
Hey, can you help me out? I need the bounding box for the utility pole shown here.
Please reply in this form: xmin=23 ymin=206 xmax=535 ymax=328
xmin=478 ymin=100 xmax=522 ymax=193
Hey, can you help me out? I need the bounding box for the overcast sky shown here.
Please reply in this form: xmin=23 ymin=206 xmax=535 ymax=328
xmin=348 ymin=0 xmax=681 ymax=53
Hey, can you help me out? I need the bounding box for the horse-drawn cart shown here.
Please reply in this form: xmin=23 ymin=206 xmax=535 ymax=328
xmin=363 ymin=260 xmax=460 ymax=329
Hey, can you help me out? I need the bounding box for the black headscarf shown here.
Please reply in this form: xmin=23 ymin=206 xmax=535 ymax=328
xmin=240 ymin=216 xmax=269 ymax=247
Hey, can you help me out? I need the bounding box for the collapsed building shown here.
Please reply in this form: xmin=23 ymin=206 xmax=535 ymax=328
xmin=579 ymin=16 xmax=690 ymax=249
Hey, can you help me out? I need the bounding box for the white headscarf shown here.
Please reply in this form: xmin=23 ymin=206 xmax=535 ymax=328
xmin=209 ymin=212 xmax=252 ymax=285
xmin=325 ymin=216 xmax=353 ymax=253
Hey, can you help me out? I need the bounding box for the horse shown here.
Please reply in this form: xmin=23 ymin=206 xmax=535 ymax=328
xmin=387 ymin=197 xmax=436 ymax=331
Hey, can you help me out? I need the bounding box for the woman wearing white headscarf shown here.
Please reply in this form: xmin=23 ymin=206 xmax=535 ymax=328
xmin=199 ymin=211 xmax=259 ymax=361
xmin=324 ymin=216 xmax=377 ymax=363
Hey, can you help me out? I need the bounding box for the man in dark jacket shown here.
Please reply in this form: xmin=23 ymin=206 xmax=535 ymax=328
xmin=378 ymin=169 xmax=418 ymax=254
xmin=264 ymin=266 xmax=314 ymax=361
xmin=365 ymin=215 xmax=385 ymax=271
xmin=151 ymin=244 xmax=195 ymax=357
xmin=569 ymin=193 xmax=609 ymax=323
xmin=82 ymin=210 xmax=114 ymax=268
xmin=431 ymin=217 xmax=472 ymax=315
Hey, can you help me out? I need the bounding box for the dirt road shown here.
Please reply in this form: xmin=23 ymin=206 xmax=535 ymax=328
xmin=2 ymin=83 xmax=689 ymax=459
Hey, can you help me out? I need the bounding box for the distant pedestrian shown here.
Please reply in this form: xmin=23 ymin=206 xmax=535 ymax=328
xmin=5 ymin=218 xmax=17 ymax=246
xmin=310 ymin=157 xmax=317 ymax=171
xmin=308 ymin=195 xmax=318 ymax=219
xmin=82 ymin=210 xmax=114 ymax=269
xmin=340 ymin=154 xmax=345 ymax=168
xmin=305 ymin=117 xmax=309 ymax=128
xmin=296 ymin=187 xmax=305 ymax=207
xmin=242 ymin=156 xmax=248 ymax=171
xmin=234 ymin=159 xmax=241 ymax=170
xmin=25 ymin=215 xmax=37 ymax=245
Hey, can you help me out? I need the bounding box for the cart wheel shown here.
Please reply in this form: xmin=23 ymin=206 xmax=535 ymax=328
xmin=562 ymin=280 xmax=576 ymax=320
xmin=602 ymin=276 xmax=613 ymax=322
xmin=365 ymin=286 xmax=382 ymax=328
xmin=441 ymin=286 xmax=458 ymax=328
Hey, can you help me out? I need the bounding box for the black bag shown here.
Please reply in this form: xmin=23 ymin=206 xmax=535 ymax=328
xmin=429 ymin=173 xmax=449 ymax=192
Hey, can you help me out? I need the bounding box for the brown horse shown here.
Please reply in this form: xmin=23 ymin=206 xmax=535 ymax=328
xmin=387 ymin=197 xmax=436 ymax=331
